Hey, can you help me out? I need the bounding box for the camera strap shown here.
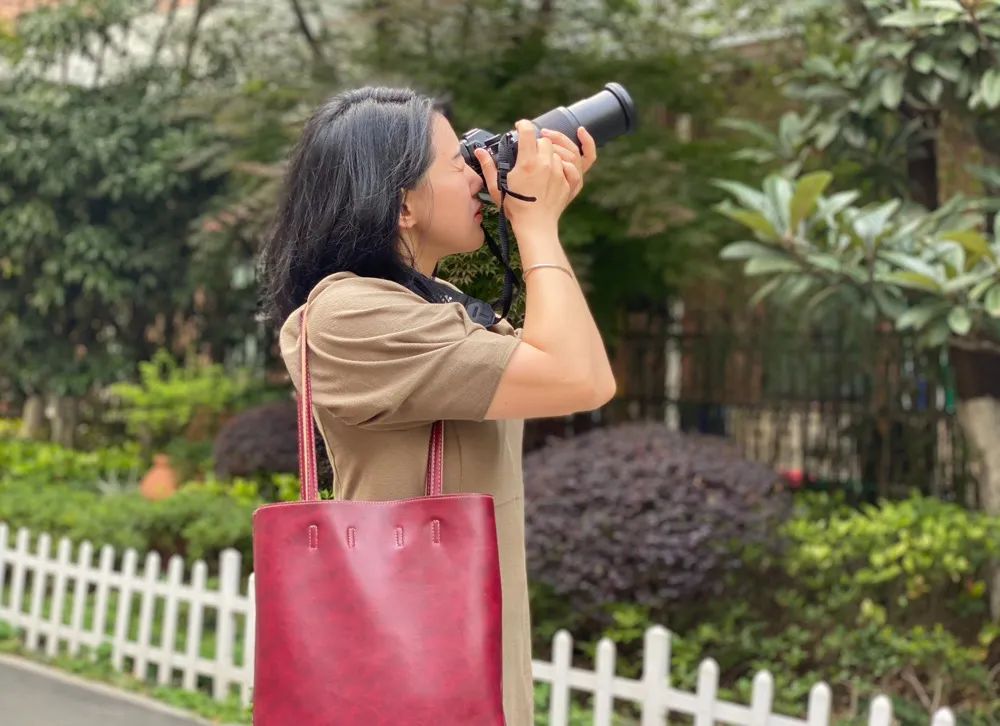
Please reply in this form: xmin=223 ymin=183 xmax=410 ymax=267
xmin=488 ymin=133 xmax=536 ymax=321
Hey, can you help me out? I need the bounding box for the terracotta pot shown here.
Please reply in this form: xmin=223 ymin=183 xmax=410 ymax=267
xmin=141 ymin=453 xmax=179 ymax=501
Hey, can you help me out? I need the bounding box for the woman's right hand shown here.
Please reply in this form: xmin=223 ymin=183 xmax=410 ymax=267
xmin=474 ymin=119 xmax=580 ymax=233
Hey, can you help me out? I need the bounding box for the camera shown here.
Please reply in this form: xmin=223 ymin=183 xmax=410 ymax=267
xmin=460 ymin=82 xmax=637 ymax=202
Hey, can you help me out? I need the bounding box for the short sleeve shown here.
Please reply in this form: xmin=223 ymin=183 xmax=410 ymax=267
xmin=292 ymin=277 xmax=520 ymax=431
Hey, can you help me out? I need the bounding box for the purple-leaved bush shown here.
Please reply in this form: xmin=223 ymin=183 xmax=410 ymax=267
xmin=524 ymin=422 xmax=790 ymax=612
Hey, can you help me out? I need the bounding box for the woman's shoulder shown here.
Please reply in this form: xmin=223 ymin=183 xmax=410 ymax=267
xmin=308 ymin=271 xmax=425 ymax=308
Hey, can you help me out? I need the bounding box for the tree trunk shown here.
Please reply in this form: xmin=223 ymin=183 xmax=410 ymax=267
xmin=901 ymin=105 xmax=940 ymax=210
xmin=49 ymin=395 xmax=78 ymax=448
xmin=18 ymin=395 xmax=46 ymax=440
xmin=951 ymin=346 xmax=1000 ymax=620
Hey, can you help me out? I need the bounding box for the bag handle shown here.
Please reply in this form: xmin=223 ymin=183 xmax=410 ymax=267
xmin=297 ymin=307 xmax=444 ymax=502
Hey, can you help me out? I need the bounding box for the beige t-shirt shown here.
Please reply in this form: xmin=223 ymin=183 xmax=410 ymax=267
xmin=279 ymin=271 xmax=534 ymax=725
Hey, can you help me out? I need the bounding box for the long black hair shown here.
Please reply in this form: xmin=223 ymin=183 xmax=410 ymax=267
xmin=258 ymin=86 xmax=448 ymax=328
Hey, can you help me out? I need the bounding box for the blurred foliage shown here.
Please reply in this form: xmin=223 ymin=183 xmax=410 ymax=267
xmin=531 ymin=493 xmax=1000 ymax=723
xmin=105 ymin=348 xmax=253 ymax=456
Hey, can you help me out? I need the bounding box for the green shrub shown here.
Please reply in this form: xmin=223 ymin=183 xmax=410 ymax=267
xmin=559 ymin=494 xmax=1000 ymax=723
xmin=0 ymin=432 xmax=142 ymax=493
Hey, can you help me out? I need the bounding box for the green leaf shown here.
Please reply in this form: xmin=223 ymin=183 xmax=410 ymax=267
xmin=880 ymin=10 xmax=937 ymax=28
xmin=712 ymin=180 xmax=768 ymax=214
xmin=744 ymin=257 xmax=800 ymax=276
xmin=920 ymin=320 xmax=951 ymax=348
xmin=880 ymin=73 xmax=905 ymax=109
xmin=883 ymin=271 xmax=942 ymax=293
xmin=748 ymin=277 xmax=782 ymax=307
xmin=958 ymin=33 xmax=978 ymax=57
xmin=716 ymin=204 xmax=778 ymax=239
xmin=912 ymin=53 xmax=934 ymax=74
xmin=879 ymin=250 xmax=940 ymax=280
xmin=947 ymin=307 xmax=972 ymax=336
xmin=804 ymin=253 xmax=842 ymax=274
xmin=763 ymin=175 xmax=793 ymax=233
xmin=986 ymin=286 xmax=1000 ymax=318
xmin=854 ymin=200 xmax=901 ymax=247
xmin=897 ymin=301 xmax=945 ymax=331
xmin=941 ymin=229 xmax=993 ymax=261
xmin=980 ymin=69 xmax=1000 ymax=109
xmin=720 ymin=241 xmax=781 ymax=260
xmin=789 ymin=172 xmax=833 ymax=230
xmin=920 ymin=77 xmax=944 ymax=105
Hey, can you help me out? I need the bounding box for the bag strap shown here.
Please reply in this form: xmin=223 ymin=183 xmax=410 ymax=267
xmin=297 ymin=307 xmax=444 ymax=502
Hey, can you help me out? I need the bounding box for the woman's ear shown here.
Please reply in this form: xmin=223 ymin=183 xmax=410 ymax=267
xmin=398 ymin=190 xmax=419 ymax=232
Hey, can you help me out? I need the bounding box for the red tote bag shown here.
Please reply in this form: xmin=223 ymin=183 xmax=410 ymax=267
xmin=251 ymin=308 xmax=506 ymax=726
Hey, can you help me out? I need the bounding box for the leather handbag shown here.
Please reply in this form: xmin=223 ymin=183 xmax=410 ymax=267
xmin=251 ymin=308 xmax=506 ymax=725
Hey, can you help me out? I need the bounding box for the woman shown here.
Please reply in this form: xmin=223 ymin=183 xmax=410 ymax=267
xmin=258 ymin=86 xmax=616 ymax=725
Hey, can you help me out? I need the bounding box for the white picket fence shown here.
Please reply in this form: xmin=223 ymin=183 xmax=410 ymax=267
xmin=0 ymin=523 xmax=958 ymax=726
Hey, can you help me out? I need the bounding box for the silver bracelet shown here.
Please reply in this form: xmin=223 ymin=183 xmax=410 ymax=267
xmin=523 ymin=263 xmax=574 ymax=281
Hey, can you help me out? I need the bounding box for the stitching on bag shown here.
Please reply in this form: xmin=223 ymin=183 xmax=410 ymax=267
xmin=307 ymin=524 xmax=318 ymax=550
xmin=394 ymin=526 xmax=404 ymax=548
xmin=347 ymin=526 xmax=356 ymax=549
xmin=431 ymin=519 xmax=441 ymax=544
xmin=256 ymin=494 xmax=493 ymax=510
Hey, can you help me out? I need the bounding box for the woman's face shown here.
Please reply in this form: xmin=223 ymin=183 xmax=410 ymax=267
xmin=399 ymin=113 xmax=486 ymax=275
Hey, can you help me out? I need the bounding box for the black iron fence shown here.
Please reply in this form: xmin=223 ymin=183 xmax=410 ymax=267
xmin=525 ymin=305 xmax=977 ymax=505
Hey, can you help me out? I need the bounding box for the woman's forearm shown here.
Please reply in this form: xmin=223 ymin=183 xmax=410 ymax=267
xmin=516 ymin=223 xmax=616 ymax=397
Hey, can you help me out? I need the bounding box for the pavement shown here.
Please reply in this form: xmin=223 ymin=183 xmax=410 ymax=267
xmin=0 ymin=654 xmax=213 ymax=726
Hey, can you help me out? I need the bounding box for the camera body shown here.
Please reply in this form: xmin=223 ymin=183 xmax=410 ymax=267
xmin=460 ymin=82 xmax=636 ymax=201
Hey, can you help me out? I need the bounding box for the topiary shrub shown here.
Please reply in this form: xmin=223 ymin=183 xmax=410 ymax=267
xmin=524 ymin=422 xmax=790 ymax=630
xmin=212 ymin=399 xmax=333 ymax=494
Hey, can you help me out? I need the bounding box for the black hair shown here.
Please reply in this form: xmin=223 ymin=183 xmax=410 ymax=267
xmin=257 ymin=86 xmax=447 ymax=328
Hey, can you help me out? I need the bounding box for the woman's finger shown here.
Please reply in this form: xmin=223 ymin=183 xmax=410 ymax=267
xmin=552 ymin=145 xmax=584 ymax=170
xmin=515 ymin=119 xmax=538 ymax=167
xmin=576 ymin=126 xmax=597 ymax=173
xmin=540 ymin=127 xmax=583 ymax=158
xmin=474 ymin=148 xmax=502 ymax=205
xmin=561 ymin=159 xmax=582 ymax=197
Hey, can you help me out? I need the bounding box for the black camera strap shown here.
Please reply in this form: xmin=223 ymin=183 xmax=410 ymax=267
xmin=488 ymin=133 xmax=536 ymax=320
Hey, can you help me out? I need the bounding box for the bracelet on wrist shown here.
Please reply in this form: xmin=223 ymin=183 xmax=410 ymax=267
xmin=522 ymin=263 xmax=574 ymax=281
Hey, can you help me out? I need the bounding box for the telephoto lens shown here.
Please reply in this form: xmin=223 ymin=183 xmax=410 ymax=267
xmin=460 ymin=82 xmax=636 ymax=182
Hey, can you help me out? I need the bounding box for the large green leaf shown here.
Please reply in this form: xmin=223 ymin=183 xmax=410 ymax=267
xmin=896 ymin=300 xmax=946 ymax=331
xmin=744 ymin=256 xmax=800 ymax=276
xmin=716 ymin=203 xmax=778 ymax=239
xmin=882 ymin=271 xmax=943 ymax=293
xmin=720 ymin=240 xmax=783 ymax=260
xmin=712 ymin=180 xmax=769 ymax=215
xmin=947 ymin=307 xmax=972 ymax=336
xmin=941 ymin=229 xmax=993 ymax=261
xmin=981 ymin=69 xmax=1000 ymax=109
xmin=790 ymin=171 xmax=833 ymax=230
xmin=879 ymin=72 xmax=905 ymax=109
xmin=986 ymin=285 xmax=1000 ymax=318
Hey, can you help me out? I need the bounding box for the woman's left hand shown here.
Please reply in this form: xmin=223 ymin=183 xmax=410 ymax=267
xmin=539 ymin=126 xmax=597 ymax=202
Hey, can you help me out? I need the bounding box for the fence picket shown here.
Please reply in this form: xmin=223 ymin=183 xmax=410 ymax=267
xmin=90 ymin=544 xmax=115 ymax=647
xmin=25 ymin=533 xmax=51 ymax=650
xmin=593 ymin=638 xmax=616 ymax=726
xmin=241 ymin=573 xmax=256 ymax=707
xmin=749 ymin=670 xmax=773 ymax=726
xmin=111 ymin=548 xmax=139 ymax=670
xmin=930 ymin=708 xmax=955 ymax=726
xmin=67 ymin=540 xmax=93 ymax=656
xmin=7 ymin=529 xmax=30 ymax=627
xmin=133 ymin=551 xmax=161 ymax=679
xmin=182 ymin=560 xmax=208 ymax=691
xmin=868 ymin=695 xmax=892 ymax=726
xmin=0 ymin=523 xmax=9 ymax=595
xmin=694 ymin=659 xmax=720 ymax=726
xmin=548 ymin=629 xmax=573 ymax=726
xmin=158 ymin=555 xmax=185 ymax=686
xmin=0 ymin=524 xmax=962 ymax=726
xmin=805 ymin=682 xmax=832 ymax=726
xmin=640 ymin=625 xmax=670 ymax=726
xmin=45 ymin=537 xmax=73 ymax=656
